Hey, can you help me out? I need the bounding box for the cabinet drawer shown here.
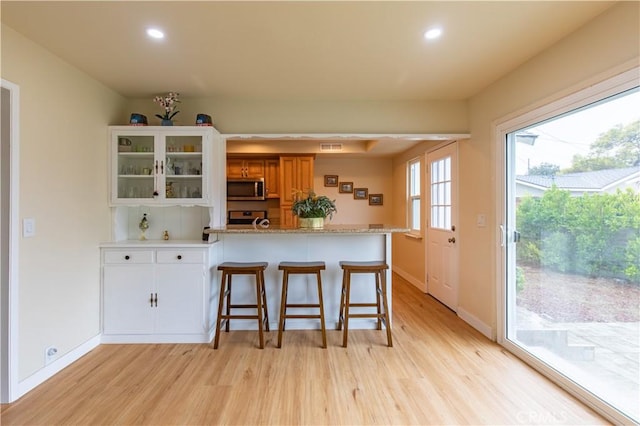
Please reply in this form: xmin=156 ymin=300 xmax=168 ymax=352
xmin=104 ymin=250 xmax=154 ymax=264
xmin=156 ymin=250 xmax=205 ymax=264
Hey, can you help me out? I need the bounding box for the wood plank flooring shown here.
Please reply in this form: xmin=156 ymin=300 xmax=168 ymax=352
xmin=1 ymin=274 xmax=608 ymax=425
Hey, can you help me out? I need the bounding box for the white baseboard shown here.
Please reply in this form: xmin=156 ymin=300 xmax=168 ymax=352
xmin=457 ymin=307 xmax=495 ymax=340
xmin=392 ymin=265 xmax=426 ymax=292
xmin=17 ymin=334 xmax=101 ymax=399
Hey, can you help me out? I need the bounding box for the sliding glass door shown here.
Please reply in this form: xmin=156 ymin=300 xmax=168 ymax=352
xmin=502 ymin=83 xmax=639 ymax=423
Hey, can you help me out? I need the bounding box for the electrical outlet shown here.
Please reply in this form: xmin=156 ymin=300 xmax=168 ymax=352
xmin=45 ymin=346 xmax=58 ymax=365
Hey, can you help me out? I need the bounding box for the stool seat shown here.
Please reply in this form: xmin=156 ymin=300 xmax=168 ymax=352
xmin=278 ymin=261 xmax=326 ymax=271
xmin=218 ymin=261 xmax=269 ymax=271
xmin=278 ymin=261 xmax=327 ymax=348
xmin=338 ymin=260 xmax=392 ymax=348
xmin=213 ymin=261 xmax=269 ymax=349
xmin=339 ymin=261 xmax=389 ymax=271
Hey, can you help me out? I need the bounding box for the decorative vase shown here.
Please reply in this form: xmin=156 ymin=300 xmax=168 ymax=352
xmin=161 ymin=119 xmax=173 ymax=126
xmin=298 ymin=217 xmax=324 ymax=229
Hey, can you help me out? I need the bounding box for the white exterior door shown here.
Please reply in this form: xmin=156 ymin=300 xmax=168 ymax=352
xmin=427 ymin=143 xmax=459 ymax=311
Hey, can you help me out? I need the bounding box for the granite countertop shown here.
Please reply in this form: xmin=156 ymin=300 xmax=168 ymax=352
xmin=206 ymin=224 xmax=411 ymax=234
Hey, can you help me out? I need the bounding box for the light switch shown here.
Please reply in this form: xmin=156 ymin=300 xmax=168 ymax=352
xmin=476 ymin=214 xmax=486 ymax=228
xmin=23 ymin=218 xmax=35 ymax=237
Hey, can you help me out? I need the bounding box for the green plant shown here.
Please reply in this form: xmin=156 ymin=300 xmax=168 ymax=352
xmin=291 ymin=189 xmax=337 ymax=219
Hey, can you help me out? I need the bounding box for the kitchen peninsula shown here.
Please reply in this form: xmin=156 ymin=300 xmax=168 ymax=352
xmin=206 ymin=224 xmax=409 ymax=332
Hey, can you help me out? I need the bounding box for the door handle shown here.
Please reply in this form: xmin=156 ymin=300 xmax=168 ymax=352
xmin=448 ymin=237 xmax=456 ymax=243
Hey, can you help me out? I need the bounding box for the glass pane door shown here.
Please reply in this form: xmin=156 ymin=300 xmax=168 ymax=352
xmin=164 ymin=135 xmax=204 ymax=200
xmin=505 ymin=89 xmax=639 ymax=422
xmin=116 ymin=134 xmax=155 ymax=200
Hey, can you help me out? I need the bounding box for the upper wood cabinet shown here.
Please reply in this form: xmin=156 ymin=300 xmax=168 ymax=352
xmin=279 ymin=155 xmax=315 ymax=227
xmin=264 ymin=159 xmax=280 ymax=198
xmin=227 ymin=158 xmax=265 ymax=178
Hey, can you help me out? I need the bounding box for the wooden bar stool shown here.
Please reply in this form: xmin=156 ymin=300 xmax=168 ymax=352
xmin=277 ymin=261 xmax=327 ymax=348
xmin=337 ymin=261 xmax=392 ymax=348
xmin=213 ymin=261 xmax=269 ymax=349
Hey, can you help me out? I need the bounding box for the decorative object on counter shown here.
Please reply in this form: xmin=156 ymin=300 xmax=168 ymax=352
xmin=354 ymin=188 xmax=368 ymax=200
xmin=324 ymin=175 xmax=338 ymax=187
xmin=369 ymin=193 xmax=384 ymax=206
xmin=139 ymin=213 xmax=149 ymax=240
xmin=291 ymin=189 xmax=337 ymax=228
xmin=339 ymin=182 xmax=353 ymax=193
xmin=163 ymin=230 xmax=169 ymax=240
xmin=129 ymin=113 xmax=148 ymax=126
xmin=252 ymin=217 xmax=270 ymax=229
xmin=153 ymin=92 xmax=180 ymax=126
xmin=195 ymin=113 xmax=213 ymax=126
xmin=202 ymin=226 xmax=210 ymax=241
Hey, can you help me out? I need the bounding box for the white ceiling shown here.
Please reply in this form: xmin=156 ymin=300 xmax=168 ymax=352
xmin=1 ymin=1 xmax=614 ymax=101
xmin=0 ymin=1 xmax=615 ymax=157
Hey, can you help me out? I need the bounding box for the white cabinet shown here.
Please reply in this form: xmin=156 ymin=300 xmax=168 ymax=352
xmin=101 ymin=245 xmax=217 ymax=343
xmin=110 ymin=126 xmax=222 ymax=206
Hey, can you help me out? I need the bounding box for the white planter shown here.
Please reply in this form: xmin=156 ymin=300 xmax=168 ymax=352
xmin=298 ymin=217 xmax=324 ymax=228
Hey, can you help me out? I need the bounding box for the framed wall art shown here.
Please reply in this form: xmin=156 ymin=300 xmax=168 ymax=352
xmin=369 ymin=194 xmax=383 ymax=206
xmin=339 ymin=182 xmax=354 ymax=193
xmin=354 ymin=188 xmax=368 ymax=200
xmin=324 ymin=175 xmax=338 ymax=187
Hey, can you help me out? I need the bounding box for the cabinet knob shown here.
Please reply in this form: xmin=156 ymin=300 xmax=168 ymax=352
xmin=177 ymin=255 xmax=182 ymax=260
xmin=124 ymin=255 xmax=130 ymax=260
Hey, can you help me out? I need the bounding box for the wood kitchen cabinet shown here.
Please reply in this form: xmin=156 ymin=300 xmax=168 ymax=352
xmin=264 ymin=159 xmax=280 ymax=198
xmin=227 ymin=158 xmax=265 ymax=178
xmin=279 ymin=155 xmax=315 ymax=227
xmin=110 ymin=126 xmax=222 ymax=206
xmin=101 ymin=245 xmax=217 ymax=343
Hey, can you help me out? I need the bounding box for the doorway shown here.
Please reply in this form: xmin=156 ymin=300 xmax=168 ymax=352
xmin=426 ymin=142 xmax=459 ymax=311
xmin=499 ymin=71 xmax=639 ymax=423
xmin=1 ymin=80 xmax=19 ymax=403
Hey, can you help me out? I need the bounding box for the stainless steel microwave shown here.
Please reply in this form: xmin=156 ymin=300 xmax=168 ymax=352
xmin=227 ymin=178 xmax=265 ymax=201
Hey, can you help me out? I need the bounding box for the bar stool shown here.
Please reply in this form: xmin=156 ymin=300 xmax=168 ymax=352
xmin=213 ymin=261 xmax=269 ymax=349
xmin=278 ymin=261 xmax=327 ymax=348
xmin=337 ymin=261 xmax=392 ymax=348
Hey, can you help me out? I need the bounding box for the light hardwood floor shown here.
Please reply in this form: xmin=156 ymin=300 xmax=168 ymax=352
xmin=1 ymin=274 xmax=608 ymax=425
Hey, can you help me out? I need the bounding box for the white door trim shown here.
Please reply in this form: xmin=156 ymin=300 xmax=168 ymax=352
xmin=1 ymin=79 xmax=20 ymax=403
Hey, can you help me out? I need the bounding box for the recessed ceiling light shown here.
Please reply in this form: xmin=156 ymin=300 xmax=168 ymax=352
xmin=424 ymin=28 xmax=442 ymax=40
xmin=146 ymin=28 xmax=165 ymax=39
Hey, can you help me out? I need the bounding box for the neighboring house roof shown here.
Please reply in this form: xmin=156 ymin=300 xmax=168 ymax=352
xmin=516 ymin=167 xmax=640 ymax=192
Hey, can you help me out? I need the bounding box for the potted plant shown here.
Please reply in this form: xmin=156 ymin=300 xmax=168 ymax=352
xmin=291 ymin=189 xmax=337 ymax=228
xmin=153 ymin=92 xmax=180 ymax=125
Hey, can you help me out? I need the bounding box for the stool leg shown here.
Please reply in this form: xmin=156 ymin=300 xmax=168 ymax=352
xmin=375 ymin=271 xmax=382 ymax=330
xmin=256 ymin=272 xmax=265 ymax=349
xmin=380 ymin=269 xmax=393 ymax=347
xmin=342 ymin=270 xmax=351 ymax=348
xmin=316 ymin=270 xmax=327 ymax=348
xmin=337 ymin=268 xmax=347 ymax=330
xmin=260 ymin=269 xmax=270 ymax=332
xmin=225 ymin=275 xmax=233 ymax=332
xmin=277 ymin=270 xmax=289 ymax=348
xmin=213 ymin=271 xmax=228 ymax=349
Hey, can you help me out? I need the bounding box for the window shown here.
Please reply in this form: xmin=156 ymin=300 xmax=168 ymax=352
xmin=408 ymin=158 xmax=421 ymax=231
xmin=430 ymin=156 xmax=451 ymax=230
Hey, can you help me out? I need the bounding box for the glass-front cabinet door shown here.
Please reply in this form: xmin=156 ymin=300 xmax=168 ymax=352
xmin=110 ymin=126 xmax=213 ymax=206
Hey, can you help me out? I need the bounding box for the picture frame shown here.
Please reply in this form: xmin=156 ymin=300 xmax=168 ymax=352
xmin=339 ymin=182 xmax=354 ymax=193
xmin=369 ymin=193 xmax=383 ymax=206
xmin=324 ymin=175 xmax=338 ymax=187
xmin=353 ymin=188 xmax=368 ymax=200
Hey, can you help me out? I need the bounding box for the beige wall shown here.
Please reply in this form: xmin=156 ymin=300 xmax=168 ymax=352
xmin=1 ymin=24 xmax=125 ymax=380
xmin=314 ymin=157 xmax=394 ymax=225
